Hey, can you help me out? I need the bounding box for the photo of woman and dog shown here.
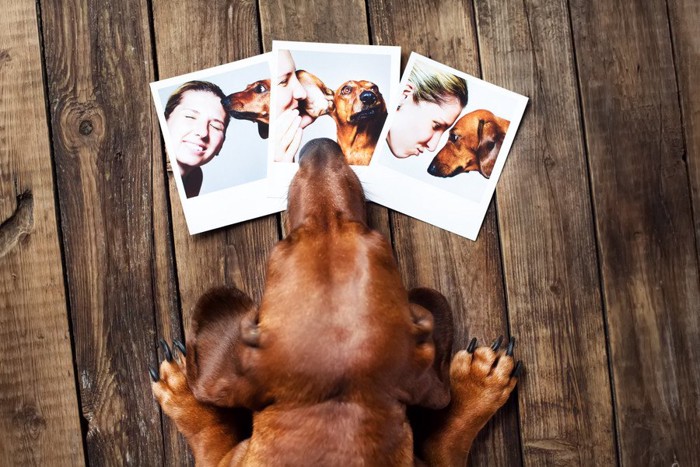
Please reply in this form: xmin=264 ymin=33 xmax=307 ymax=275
xmin=151 ymin=53 xmax=285 ymax=234
xmin=267 ymin=41 xmax=401 ymax=199
xmin=270 ymin=42 xmax=401 ymax=166
xmin=367 ymin=53 xmax=528 ymax=240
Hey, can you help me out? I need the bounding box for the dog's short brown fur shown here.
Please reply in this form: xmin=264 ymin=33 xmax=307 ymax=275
xmin=428 ymin=109 xmax=510 ymax=179
xmin=330 ymin=80 xmax=387 ymax=166
xmin=152 ymin=138 xmax=520 ymax=466
xmin=222 ymin=79 xmax=271 ymax=139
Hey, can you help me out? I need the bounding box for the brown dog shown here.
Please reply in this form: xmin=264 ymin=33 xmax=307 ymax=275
xmin=330 ymin=80 xmax=387 ymax=166
xmin=222 ymin=79 xmax=271 ymax=139
xmin=151 ymin=138 xmax=520 ymax=466
xmin=428 ymin=109 xmax=510 ymax=179
xmin=221 ymin=71 xmax=333 ymax=140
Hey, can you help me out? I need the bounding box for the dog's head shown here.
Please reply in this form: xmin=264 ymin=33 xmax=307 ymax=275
xmin=428 ymin=109 xmax=510 ymax=179
xmin=221 ymin=79 xmax=270 ymax=138
xmin=185 ymin=138 xmax=452 ymax=412
xmin=332 ymin=80 xmax=387 ymax=127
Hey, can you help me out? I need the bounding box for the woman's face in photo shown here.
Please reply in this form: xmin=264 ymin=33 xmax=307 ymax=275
xmin=167 ymin=90 xmax=227 ymax=169
xmin=275 ymin=50 xmax=307 ymax=115
xmin=388 ymin=90 xmax=463 ymax=158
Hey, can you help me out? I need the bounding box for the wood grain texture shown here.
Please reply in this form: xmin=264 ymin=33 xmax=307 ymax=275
xmin=259 ymin=0 xmax=370 ymax=50
xmin=151 ymin=0 xmax=277 ymax=464
xmin=366 ymin=1 xmax=520 ymax=464
xmin=667 ymin=0 xmax=700 ymax=265
xmin=0 ymin=2 xmax=84 ymax=465
xmin=569 ymin=0 xmax=700 ymax=463
xmin=475 ymin=0 xmax=619 ymax=464
xmin=40 ymin=0 xmax=166 ymax=463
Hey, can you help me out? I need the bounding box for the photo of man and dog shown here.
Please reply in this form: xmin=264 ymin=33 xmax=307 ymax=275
xmin=151 ymin=53 xmax=285 ymax=234
xmin=267 ymin=41 xmax=401 ymax=198
xmin=367 ymin=53 xmax=528 ymax=240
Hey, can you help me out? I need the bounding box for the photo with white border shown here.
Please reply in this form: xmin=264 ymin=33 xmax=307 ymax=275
xmin=366 ymin=53 xmax=528 ymax=240
xmin=268 ymin=41 xmax=401 ymax=200
xmin=150 ymin=53 xmax=285 ymax=234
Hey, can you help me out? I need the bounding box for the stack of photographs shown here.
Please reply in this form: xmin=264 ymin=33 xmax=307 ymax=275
xmin=151 ymin=41 xmax=528 ymax=240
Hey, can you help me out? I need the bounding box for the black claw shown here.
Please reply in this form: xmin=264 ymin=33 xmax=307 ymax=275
xmin=149 ymin=366 xmax=159 ymax=382
xmin=506 ymin=337 xmax=516 ymax=356
xmin=511 ymin=361 xmax=523 ymax=378
xmin=491 ymin=335 xmax=504 ymax=351
xmin=173 ymin=339 xmax=186 ymax=356
xmin=467 ymin=337 xmax=477 ymax=353
xmin=159 ymin=339 xmax=173 ymax=362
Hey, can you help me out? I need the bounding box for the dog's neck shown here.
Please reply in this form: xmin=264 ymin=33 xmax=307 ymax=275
xmin=245 ymin=399 xmax=414 ymax=464
xmin=335 ymin=119 xmax=385 ymax=165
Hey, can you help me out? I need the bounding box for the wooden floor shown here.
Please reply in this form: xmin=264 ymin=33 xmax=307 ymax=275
xmin=1 ymin=0 xmax=698 ymax=465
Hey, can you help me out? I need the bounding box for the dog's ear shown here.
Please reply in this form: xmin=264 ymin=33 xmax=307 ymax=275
xmin=478 ymin=118 xmax=510 ymax=179
xmin=404 ymin=287 xmax=454 ymax=409
xmin=257 ymin=122 xmax=269 ymax=139
xmin=186 ymin=286 xmax=266 ymax=409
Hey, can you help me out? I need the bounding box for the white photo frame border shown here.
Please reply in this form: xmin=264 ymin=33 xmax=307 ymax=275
xmin=366 ymin=52 xmax=529 ymax=240
xmin=267 ymin=40 xmax=402 ymax=202
xmin=150 ymin=53 xmax=285 ymax=235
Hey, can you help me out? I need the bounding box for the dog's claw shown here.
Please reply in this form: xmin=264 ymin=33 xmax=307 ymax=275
xmin=491 ymin=335 xmax=504 ymax=352
xmin=511 ymin=361 xmax=523 ymax=378
xmin=173 ymin=339 xmax=186 ymax=356
xmin=149 ymin=366 xmax=159 ymax=382
xmin=506 ymin=337 xmax=515 ymax=356
xmin=467 ymin=337 xmax=477 ymax=353
xmin=159 ymin=339 xmax=173 ymax=362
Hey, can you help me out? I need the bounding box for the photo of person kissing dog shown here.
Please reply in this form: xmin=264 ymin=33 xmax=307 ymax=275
xmin=269 ymin=41 xmax=401 ymax=168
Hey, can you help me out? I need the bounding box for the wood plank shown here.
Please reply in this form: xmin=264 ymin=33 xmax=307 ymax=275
xmin=667 ymin=0 xmax=700 ymax=266
xmin=39 ymin=0 xmax=167 ymax=463
xmin=477 ymin=0 xmax=616 ymax=465
xmin=569 ymin=0 xmax=700 ymax=463
xmin=0 ymin=3 xmax=84 ymax=465
xmin=473 ymin=0 xmax=620 ymax=464
xmin=366 ymin=1 xmax=520 ymax=464
xmin=150 ymin=1 xmax=278 ymax=463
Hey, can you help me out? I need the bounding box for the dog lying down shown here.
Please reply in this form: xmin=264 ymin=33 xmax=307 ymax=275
xmin=151 ymin=138 xmax=521 ymax=466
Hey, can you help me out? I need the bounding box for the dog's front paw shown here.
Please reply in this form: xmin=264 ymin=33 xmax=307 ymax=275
xmin=150 ymin=339 xmax=216 ymax=436
xmin=449 ymin=336 xmax=521 ymax=424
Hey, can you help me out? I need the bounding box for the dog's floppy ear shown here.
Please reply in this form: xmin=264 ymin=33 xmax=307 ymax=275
xmin=404 ymin=287 xmax=454 ymax=409
xmin=186 ymin=286 xmax=266 ymax=409
xmin=257 ymin=122 xmax=269 ymax=139
xmin=477 ymin=118 xmax=510 ymax=179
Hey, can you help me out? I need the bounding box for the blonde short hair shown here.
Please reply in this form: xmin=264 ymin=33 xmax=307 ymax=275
xmin=409 ymin=61 xmax=468 ymax=107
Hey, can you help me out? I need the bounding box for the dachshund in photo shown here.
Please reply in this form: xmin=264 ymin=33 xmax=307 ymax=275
xmin=221 ymin=71 xmax=333 ymax=140
xmin=222 ymin=79 xmax=271 ymax=139
xmin=428 ymin=109 xmax=510 ymax=179
xmin=330 ymin=80 xmax=387 ymax=166
xmin=151 ymin=138 xmax=521 ymax=466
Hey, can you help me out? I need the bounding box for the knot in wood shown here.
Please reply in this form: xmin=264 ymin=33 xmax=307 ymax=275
xmin=58 ymin=99 xmax=105 ymax=152
xmin=79 ymin=119 xmax=94 ymax=135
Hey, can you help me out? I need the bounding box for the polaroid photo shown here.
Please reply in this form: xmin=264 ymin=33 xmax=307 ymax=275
xmin=267 ymin=40 xmax=401 ymax=200
xmin=151 ymin=53 xmax=285 ymax=234
xmin=366 ymin=53 xmax=528 ymax=240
